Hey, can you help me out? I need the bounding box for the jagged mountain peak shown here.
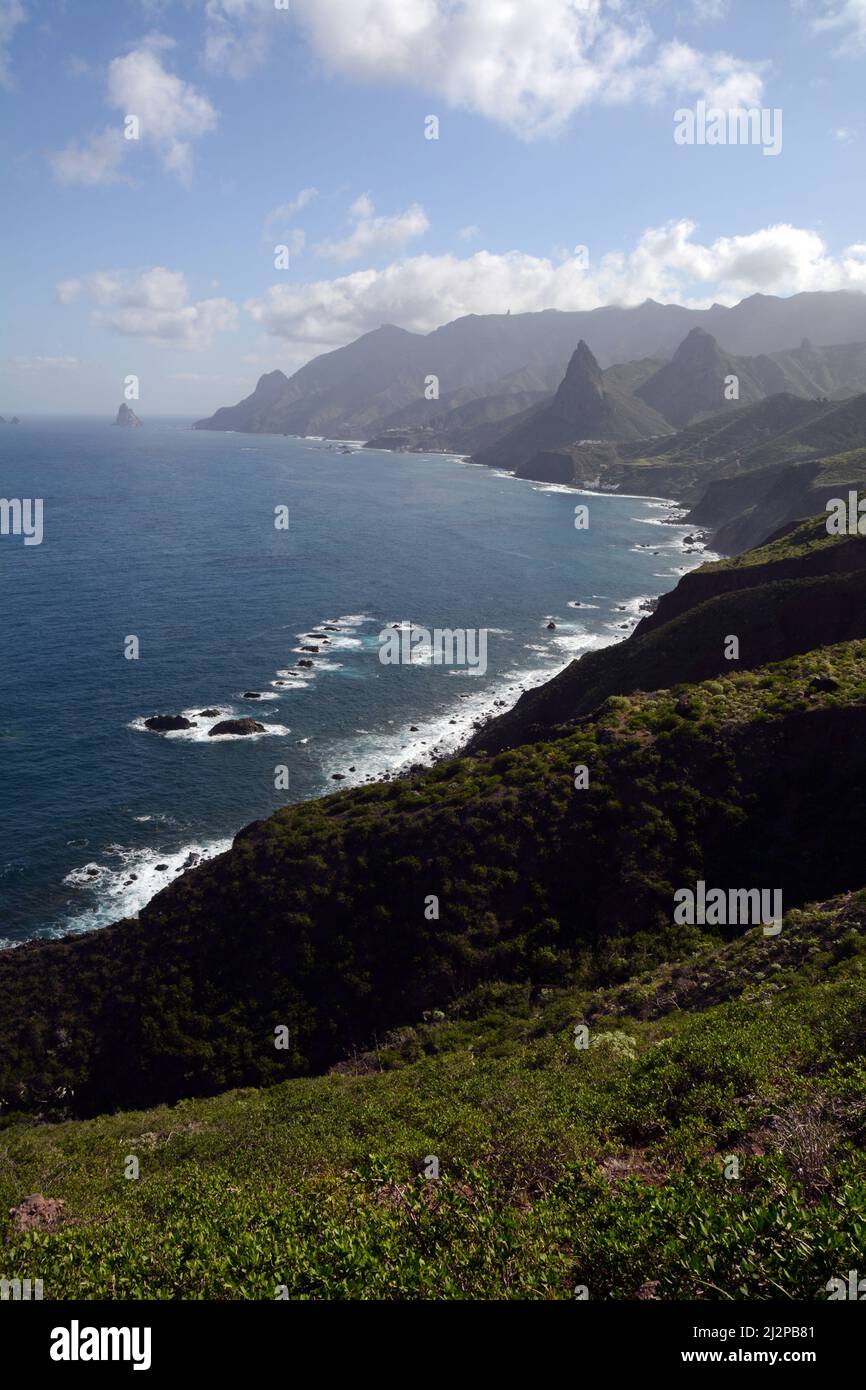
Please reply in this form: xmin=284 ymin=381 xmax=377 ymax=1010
xmin=671 ymin=327 xmax=726 ymax=362
xmin=551 ymin=341 xmax=605 ymax=422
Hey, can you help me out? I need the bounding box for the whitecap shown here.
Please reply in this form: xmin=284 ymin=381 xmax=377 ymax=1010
xmin=60 ymin=837 xmax=233 ymax=936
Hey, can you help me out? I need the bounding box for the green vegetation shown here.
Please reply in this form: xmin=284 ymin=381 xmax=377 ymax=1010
xmin=2 ymin=507 xmax=865 ymax=1300
xmin=703 ymin=512 xmax=847 ymax=571
xmin=2 ymin=637 xmax=866 ymax=1118
xmin=471 ymin=520 xmax=866 ymax=752
xmin=3 ymin=891 xmax=866 ymax=1299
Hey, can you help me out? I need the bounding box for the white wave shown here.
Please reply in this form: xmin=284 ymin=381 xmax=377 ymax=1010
xmin=294 ymin=634 xmax=362 ymax=651
xmin=59 ymin=836 xmax=233 ymax=936
xmin=325 ymin=613 xmax=376 ymax=627
xmin=131 ymin=711 xmax=289 ymax=742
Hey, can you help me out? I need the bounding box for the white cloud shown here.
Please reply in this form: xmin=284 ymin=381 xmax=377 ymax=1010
xmin=48 ymin=37 xmax=217 ymax=186
xmin=690 ymin=0 xmax=729 ymax=20
xmin=57 ymin=267 xmax=238 ymax=347
xmin=262 ymin=187 xmax=319 ymax=242
xmin=195 ymin=0 xmax=768 ymax=139
xmin=106 ymin=38 xmax=217 ymax=184
xmin=459 ymin=224 xmax=481 ymax=241
xmin=813 ymin=0 xmax=866 ymax=49
xmin=246 ymin=222 xmax=866 ymax=348
xmin=48 ymin=127 xmax=128 ymax=187
xmin=274 ymin=229 xmax=306 ymax=258
xmin=0 ymin=0 xmax=25 ymax=88
xmin=55 ymin=279 xmax=82 ymax=304
xmin=832 ymin=125 xmax=856 ymax=141
xmin=314 ymin=194 xmax=430 ymax=261
xmin=288 ymin=0 xmax=767 ymax=138
xmin=203 ymin=0 xmax=277 ymax=79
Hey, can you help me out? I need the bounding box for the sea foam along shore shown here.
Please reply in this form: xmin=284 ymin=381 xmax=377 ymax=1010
xmin=30 ymin=458 xmax=710 ymax=945
xmin=310 ymin=481 xmax=715 ymax=791
xmin=51 ymin=835 xmax=235 ymax=942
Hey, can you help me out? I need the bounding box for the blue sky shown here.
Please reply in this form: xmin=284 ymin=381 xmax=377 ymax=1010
xmin=2 ymin=0 xmax=866 ymax=413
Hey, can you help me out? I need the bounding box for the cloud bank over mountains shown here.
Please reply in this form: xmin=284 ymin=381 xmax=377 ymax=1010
xmin=56 ymin=221 xmax=866 ymax=358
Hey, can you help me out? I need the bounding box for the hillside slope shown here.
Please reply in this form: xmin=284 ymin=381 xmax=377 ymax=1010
xmin=2 ymin=887 xmax=866 ymax=1298
xmin=3 ymin=512 xmax=866 ymax=1301
xmin=469 ymin=516 xmax=866 ymax=753
xmin=2 ymin=626 xmax=866 ymax=1117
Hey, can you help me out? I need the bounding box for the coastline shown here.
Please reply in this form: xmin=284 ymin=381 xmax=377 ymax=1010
xmin=7 ymin=444 xmax=713 ymax=949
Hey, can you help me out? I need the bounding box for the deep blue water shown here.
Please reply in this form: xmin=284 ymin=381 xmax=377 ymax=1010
xmin=0 ymin=418 xmax=705 ymax=945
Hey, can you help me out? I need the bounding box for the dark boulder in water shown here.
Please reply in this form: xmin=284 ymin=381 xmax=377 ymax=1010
xmin=243 ymin=692 xmax=262 ymax=699
xmin=297 ymin=659 xmax=314 ymax=668
xmin=197 ymin=709 xmax=221 ymax=718
xmin=144 ymin=715 xmax=194 ymax=732
xmin=208 ymin=719 xmax=265 ymax=737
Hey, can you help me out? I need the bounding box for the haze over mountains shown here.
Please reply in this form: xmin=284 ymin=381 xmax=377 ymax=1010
xmin=194 ymin=288 xmax=866 ymax=554
xmin=195 ymin=290 xmax=866 ymax=446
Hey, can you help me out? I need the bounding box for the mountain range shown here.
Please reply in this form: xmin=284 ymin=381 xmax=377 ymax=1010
xmin=194 ymin=291 xmax=866 ymax=447
xmin=193 ymin=291 xmax=866 ymax=552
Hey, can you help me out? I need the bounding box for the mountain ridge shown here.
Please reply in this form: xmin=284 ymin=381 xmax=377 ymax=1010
xmin=193 ymin=291 xmax=866 ymax=441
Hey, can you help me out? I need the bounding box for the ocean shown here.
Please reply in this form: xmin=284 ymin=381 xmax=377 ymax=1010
xmin=0 ymin=417 xmax=709 ymax=946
